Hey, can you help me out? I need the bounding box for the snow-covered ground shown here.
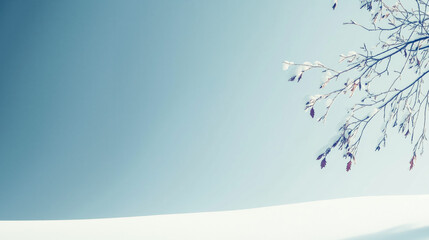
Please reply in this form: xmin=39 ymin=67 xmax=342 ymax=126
xmin=1 ymin=195 xmax=429 ymax=240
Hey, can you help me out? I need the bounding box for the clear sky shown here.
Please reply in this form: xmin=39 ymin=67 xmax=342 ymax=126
xmin=1 ymin=0 xmax=429 ymax=220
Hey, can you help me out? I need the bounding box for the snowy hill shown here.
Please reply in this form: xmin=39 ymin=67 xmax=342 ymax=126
xmin=2 ymin=195 xmax=429 ymax=240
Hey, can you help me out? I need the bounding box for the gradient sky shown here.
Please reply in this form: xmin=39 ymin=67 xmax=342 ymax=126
xmin=1 ymin=0 xmax=429 ymax=220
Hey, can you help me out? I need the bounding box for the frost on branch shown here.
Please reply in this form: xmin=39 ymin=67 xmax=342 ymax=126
xmin=284 ymin=0 xmax=429 ymax=171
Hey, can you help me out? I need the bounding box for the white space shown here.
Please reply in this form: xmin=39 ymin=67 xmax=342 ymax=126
xmin=1 ymin=195 xmax=429 ymax=240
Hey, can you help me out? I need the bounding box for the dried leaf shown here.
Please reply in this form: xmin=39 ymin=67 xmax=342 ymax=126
xmin=321 ymin=158 xmax=327 ymax=169
xmin=410 ymin=154 xmax=416 ymax=170
xmin=298 ymin=73 xmax=303 ymax=82
xmin=310 ymin=108 xmax=315 ymax=118
xmin=350 ymin=83 xmax=358 ymax=97
xmin=346 ymin=160 xmax=352 ymax=172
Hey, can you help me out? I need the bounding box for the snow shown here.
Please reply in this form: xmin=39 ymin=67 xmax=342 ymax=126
xmin=2 ymin=195 xmax=429 ymax=240
xmin=295 ymin=61 xmax=312 ymax=75
xmin=282 ymin=61 xmax=294 ymax=70
xmin=368 ymin=108 xmax=380 ymax=118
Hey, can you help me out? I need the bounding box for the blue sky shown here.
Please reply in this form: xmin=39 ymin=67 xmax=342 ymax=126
xmin=1 ymin=0 xmax=429 ymax=220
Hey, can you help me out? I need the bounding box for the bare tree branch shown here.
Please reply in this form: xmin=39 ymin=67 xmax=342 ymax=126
xmin=284 ymin=0 xmax=429 ymax=171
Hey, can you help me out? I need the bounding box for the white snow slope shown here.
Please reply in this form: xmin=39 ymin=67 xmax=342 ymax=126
xmin=2 ymin=195 xmax=429 ymax=240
